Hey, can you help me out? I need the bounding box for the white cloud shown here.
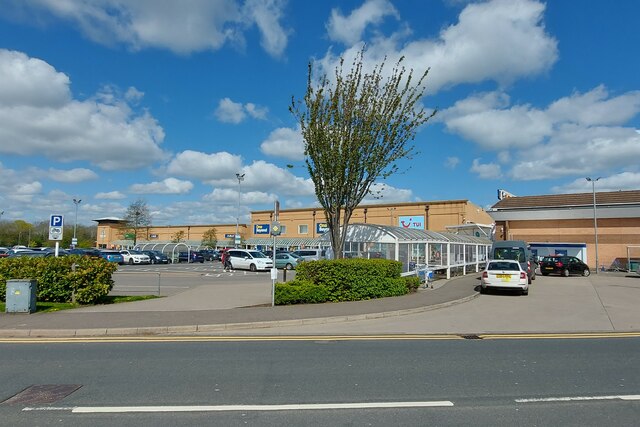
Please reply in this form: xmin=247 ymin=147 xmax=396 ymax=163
xmin=214 ymin=97 xmax=268 ymax=123
xmin=95 ymin=191 xmax=126 ymax=200
xmin=222 ymin=160 xmax=315 ymax=196
xmin=318 ymin=0 xmax=558 ymax=94
xmin=129 ymin=177 xmax=194 ymax=194
xmin=326 ymin=0 xmax=399 ymax=45
xmin=470 ymin=158 xmax=502 ymax=179
xmin=204 ymin=188 xmax=276 ymax=205
xmin=0 ymin=49 xmax=166 ymax=170
xmin=362 ymin=182 xmax=412 ymax=203
xmin=166 ymin=150 xmax=243 ymax=181
xmin=552 ymin=172 xmax=640 ymax=194
xmin=47 ymin=168 xmax=99 ymax=183
xmin=260 ymin=126 xmax=305 ymax=160
xmin=445 ymin=156 xmax=460 ymax=169
xmin=12 ymin=0 xmax=290 ymax=57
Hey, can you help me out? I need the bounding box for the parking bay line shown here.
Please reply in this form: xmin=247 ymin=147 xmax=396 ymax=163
xmin=515 ymin=395 xmax=640 ymax=403
xmin=65 ymin=401 xmax=454 ymax=413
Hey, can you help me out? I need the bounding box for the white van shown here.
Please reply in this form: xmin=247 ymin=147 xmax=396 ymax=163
xmin=227 ymin=249 xmax=273 ymax=272
xmin=292 ymin=249 xmax=326 ymax=261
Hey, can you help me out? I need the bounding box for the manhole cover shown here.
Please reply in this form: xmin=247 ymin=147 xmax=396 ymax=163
xmin=2 ymin=385 xmax=82 ymax=405
xmin=460 ymin=334 xmax=482 ymax=340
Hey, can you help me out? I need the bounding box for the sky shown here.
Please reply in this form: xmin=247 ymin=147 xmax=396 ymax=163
xmin=0 ymin=0 xmax=639 ymax=227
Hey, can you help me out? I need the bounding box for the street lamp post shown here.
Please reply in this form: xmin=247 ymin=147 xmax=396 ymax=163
xmin=73 ymin=198 xmax=82 ymax=247
xmin=585 ymin=177 xmax=600 ymax=274
xmin=235 ymin=173 xmax=245 ymax=248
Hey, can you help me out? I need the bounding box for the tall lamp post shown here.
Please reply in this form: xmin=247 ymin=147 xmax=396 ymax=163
xmin=73 ymin=199 xmax=82 ymax=247
xmin=0 ymin=210 xmax=4 ymax=244
xmin=585 ymin=177 xmax=600 ymax=274
xmin=235 ymin=173 xmax=245 ymax=248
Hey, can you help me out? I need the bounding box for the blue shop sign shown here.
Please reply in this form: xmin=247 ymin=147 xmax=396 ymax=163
xmin=399 ymin=215 xmax=425 ymax=229
xmin=254 ymin=224 xmax=270 ymax=235
xmin=316 ymin=222 xmax=329 ymax=234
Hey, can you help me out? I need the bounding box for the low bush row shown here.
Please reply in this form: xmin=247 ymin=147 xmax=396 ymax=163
xmin=0 ymin=256 xmax=117 ymax=305
xmin=274 ymin=258 xmax=420 ymax=305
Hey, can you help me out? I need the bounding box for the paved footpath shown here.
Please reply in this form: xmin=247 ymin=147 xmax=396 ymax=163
xmin=0 ymin=272 xmax=639 ymax=337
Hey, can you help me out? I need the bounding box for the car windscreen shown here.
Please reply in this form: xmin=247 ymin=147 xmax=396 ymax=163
xmin=249 ymin=251 xmax=267 ymax=258
xmin=493 ymin=248 xmax=526 ymax=263
xmin=488 ymin=261 xmax=520 ymax=271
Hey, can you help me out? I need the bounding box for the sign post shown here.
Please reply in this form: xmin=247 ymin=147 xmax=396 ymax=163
xmin=49 ymin=214 xmax=64 ymax=257
xmin=270 ymin=201 xmax=281 ymax=307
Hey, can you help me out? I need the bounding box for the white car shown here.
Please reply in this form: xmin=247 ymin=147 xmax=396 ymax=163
xmin=480 ymin=259 xmax=529 ymax=295
xmin=227 ymin=249 xmax=273 ymax=272
xmin=119 ymin=250 xmax=151 ymax=265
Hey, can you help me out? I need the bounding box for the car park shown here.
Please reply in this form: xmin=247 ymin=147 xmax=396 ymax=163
xmin=480 ymin=259 xmax=529 ymax=295
xmin=100 ymin=250 xmax=124 ymax=264
xmin=274 ymin=252 xmax=302 ymax=270
xmin=539 ymin=255 xmax=590 ymax=277
xmin=178 ymin=251 xmax=205 ymax=263
xmin=141 ymin=250 xmax=170 ymax=264
xmin=227 ymin=249 xmax=273 ymax=271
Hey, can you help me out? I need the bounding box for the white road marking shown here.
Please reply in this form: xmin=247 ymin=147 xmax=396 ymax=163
xmin=515 ymin=395 xmax=640 ymax=403
xmin=70 ymin=401 xmax=454 ymax=413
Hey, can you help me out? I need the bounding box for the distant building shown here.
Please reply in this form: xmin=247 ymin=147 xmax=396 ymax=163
xmin=488 ymin=190 xmax=640 ymax=270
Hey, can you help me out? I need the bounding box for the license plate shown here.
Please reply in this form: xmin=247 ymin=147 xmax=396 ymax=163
xmin=496 ymin=274 xmax=511 ymax=280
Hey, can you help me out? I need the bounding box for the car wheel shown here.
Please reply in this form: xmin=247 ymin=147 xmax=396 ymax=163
xmin=249 ymin=263 xmax=257 ymax=272
xmin=129 ymin=259 xmax=134 ymax=265
xmin=200 ymin=260 xmax=204 ymax=263
xmin=522 ymin=288 xmax=529 ymax=296
xmin=583 ymin=268 xmax=591 ymax=277
xmin=541 ymin=272 xmax=549 ymax=276
xmin=563 ymin=268 xmax=570 ymax=277
xmin=285 ymin=263 xmax=293 ymax=270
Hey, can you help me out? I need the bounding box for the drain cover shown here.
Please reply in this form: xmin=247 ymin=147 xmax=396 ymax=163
xmin=2 ymin=385 xmax=82 ymax=405
xmin=461 ymin=334 xmax=482 ymax=340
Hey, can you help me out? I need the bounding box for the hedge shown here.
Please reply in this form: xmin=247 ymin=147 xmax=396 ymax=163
xmin=0 ymin=256 xmax=117 ymax=305
xmin=274 ymin=258 xmax=417 ymax=305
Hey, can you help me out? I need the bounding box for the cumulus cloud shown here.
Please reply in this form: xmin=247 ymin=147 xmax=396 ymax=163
xmin=362 ymin=182 xmax=412 ymax=203
xmin=47 ymin=168 xmax=99 ymax=183
xmin=260 ymin=126 xmax=305 ymax=160
xmin=317 ymin=0 xmax=558 ymax=94
xmin=166 ymin=150 xmax=243 ymax=181
xmin=129 ymin=177 xmax=194 ymax=194
xmin=95 ymin=191 xmax=126 ymax=200
xmin=444 ymin=156 xmax=460 ymax=169
xmin=552 ymin=172 xmax=640 ymax=194
xmin=214 ymin=97 xmax=268 ymax=123
xmin=470 ymin=158 xmax=502 ymax=179
xmin=9 ymin=0 xmax=290 ymax=57
xmin=0 ymin=49 xmax=166 ymax=170
xmin=222 ymin=160 xmax=315 ymax=196
xmin=326 ymin=0 xmax=399 ymax=45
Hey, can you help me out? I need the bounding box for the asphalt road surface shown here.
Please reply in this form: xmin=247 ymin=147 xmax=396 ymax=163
xmin=1 ymin=337 xmax=638 ymax=426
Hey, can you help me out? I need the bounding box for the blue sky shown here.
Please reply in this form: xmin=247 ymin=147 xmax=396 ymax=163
xmin=0 ymin=0 xmax=639 ymax=227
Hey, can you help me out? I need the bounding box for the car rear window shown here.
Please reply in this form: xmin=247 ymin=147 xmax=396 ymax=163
xmin=493 ymin=248 xmax=526 ymax=263
xmin=488 ymin=261 xmax=520 ymax=271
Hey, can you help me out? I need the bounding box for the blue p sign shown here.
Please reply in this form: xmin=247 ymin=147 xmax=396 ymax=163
xmin=50 ymin=215 xmax=64 ymax=227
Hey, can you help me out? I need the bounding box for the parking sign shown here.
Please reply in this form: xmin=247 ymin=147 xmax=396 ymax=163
xmin=49 ymin=214 xmax=64 ymax=241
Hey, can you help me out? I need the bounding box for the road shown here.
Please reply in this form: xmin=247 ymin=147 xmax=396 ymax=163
xmin=1 ymin=337 xmax=638 ymax=426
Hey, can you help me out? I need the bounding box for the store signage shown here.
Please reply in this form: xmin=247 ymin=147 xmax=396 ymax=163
xmin=316 ymin=222 xmax=329 ymax=234
xmin=224 ymin=233 xmax=236 ymax=238
xmin=399 ymin=215 xmax=424 ymax=229
xmin=254 ymin=224 xmax=270 ymax=235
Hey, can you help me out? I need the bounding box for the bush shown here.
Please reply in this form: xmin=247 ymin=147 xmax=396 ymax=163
xmin=274 ymin=279 xmax=329 ymax=305
xmin=293 ymin=258 xmax=409 ymax=302
xmin=404 ymin=276 xmax=421 ymax=292
xmin=0 ymin=256 xmax=117 ymax=304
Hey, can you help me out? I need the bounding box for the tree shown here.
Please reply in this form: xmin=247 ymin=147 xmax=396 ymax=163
xmin=123 ymin=199 xmax=152 ymax=246
xmin=171 ymin=230 xmax=185 ymax=243
xmin=202 ymin=227 xmax=218 ymax=248
xmin=290 ymin=48 xmax=435 ymax=258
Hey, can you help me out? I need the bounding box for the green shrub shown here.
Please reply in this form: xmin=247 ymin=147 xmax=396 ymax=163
xmin=274 ymin=279 xmax=329 ymax=305
xmin=404 ymin=276 xmax=421 ymax=292
xmin=294 ymin=258 xmax=408 ymax=302
xmin=0 ymin=256 xmax=117 ymax=304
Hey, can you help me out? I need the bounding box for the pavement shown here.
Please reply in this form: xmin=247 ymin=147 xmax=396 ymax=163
xmin=1 ymin=271 xmax=639 ymax=338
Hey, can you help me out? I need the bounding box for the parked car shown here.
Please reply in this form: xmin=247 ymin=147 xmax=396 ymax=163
xmin=199 ymin=249 xmax=220 ymax=261
xmin=539 ymin=255 xmax=590 ymax=277
xmin=68 ymin=248 xmax=102 ymax=258
xmin=273 ymin=252 xmax=302 ymax=270
xmin=480 ymin=259 xmax=529 ymax=295
xmin=0 ymin=248 xmax=8 ymax=258
xmin=178 ymin=251 xmax=205 ymax=263
xmin=227 ymin=249 xmax=273 ymax=271
xmin=291 ymin=249 xmax=326 ymax=261
xmin=141 ymin=250 xmax=170 ymax=264
xmin=6 ymin=250 xmax=49 ymax=258
xmin=100 ymin=250 xmax=124 ymax=264
xmin=119 ymin=250 xmax=151 ymax=265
